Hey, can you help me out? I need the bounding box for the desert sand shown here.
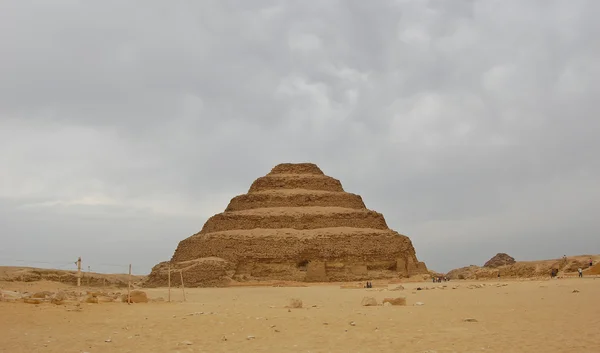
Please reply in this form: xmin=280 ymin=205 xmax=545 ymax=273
xmin=1 ymin=277 xmax=599 ymax=353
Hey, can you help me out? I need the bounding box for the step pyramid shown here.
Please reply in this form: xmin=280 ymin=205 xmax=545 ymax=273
xmin=145 ymin=163 xmax=427 ymax=287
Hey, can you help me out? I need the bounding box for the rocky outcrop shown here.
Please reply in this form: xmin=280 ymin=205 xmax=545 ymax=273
xmin=446 ymin=255 xmax=598 ymax=280
xmin=145 ymin=163 xmax=427 ymax=287
xmin=0 ymin=267 xmax=141 ymax=288
xmin=484 ymin=253 xmax=516 ymax=268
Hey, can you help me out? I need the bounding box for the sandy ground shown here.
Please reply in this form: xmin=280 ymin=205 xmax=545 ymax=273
xmin=1 ymin=278 xmax=599 ymax=353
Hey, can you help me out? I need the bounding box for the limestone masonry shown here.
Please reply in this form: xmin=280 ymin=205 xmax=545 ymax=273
xmin=145 ymin=163 xmax=427 ymax=287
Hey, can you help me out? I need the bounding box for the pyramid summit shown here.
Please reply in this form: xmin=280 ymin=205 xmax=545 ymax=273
xmin=145 ymin=163 xmax=428 ymax=287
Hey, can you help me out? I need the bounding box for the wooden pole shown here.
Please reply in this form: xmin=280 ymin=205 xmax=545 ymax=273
xmin=167 ymin=263 xmax=171 ymax=303
xmin=179 ymin=270 xmax=186 ymax=302
xmin=127 ymin=264 xmax=132 ymax=305
xmin=76 ymin=257 xmax=82 ymax=297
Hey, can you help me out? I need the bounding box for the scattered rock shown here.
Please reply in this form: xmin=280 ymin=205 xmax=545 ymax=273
xmin=246 ymin=335 xmax=256 ymax=340
xmin=572 ymin=289 xmax=580 ymax=293
xmin=105 ymin=338 xmax=112 ymax=343
xmin=382 ymin=297 xmax=406 ymax=306
xmin=383 ymin=302 xmax=392 ymax=307
xmin=221 ymin=336 xmax=227 ymax=341
xmin=121 ymin=290 xmax=149 ymax=303
xmin=286 ymin=298 xmax=303 ymax=308
xmin=1 ymin=290 xmax=23 ymax=302
xmin=414 ymin=302 xmax=425 ymax=306
xmin=180 ymin=340 xmax=193 ymax=345
xmin=187 ymin=312 xmax=204 ymax=316
xmin=85 ymin=296 xmax=99 ymax=304
xmin=390 ymin=285 xmax=405 ymax=291
xmin=463 ymin=318 xmax=478 ymax=322
xmin=467 ymin=284 xmax=484 ymax=289
xmin=23 ymin=298 xmax=42 ymax=305
xmin=349 ymin=321 xmax=356 ymax=326
xmin=31 ymin=291 xmax=52 ymax=299
xmin=360 ymin=296 xmax=378 ymax=306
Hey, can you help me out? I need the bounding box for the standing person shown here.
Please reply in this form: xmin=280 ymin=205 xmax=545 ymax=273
xmin=578 ymin=268 xmax=583 ymax=278
xmin=590 ymin=258 xmax=593 ymax=268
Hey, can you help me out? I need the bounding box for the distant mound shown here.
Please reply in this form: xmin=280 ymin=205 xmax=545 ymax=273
xmin=484 ymin=253 xmax=516 ymax=268
xmin=145 ymin=162 xmax=428 ymax=287
xmin=0 ymin=266 xmax=143 ymax=288
xmin=446 ymin=255 xmax=598 ymax=280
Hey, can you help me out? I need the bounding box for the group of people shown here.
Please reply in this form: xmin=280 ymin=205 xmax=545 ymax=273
xmin=433 ymin=276 xmax=448 ymax=283
xmin=364 ymin=281 xmax=373 ymax=288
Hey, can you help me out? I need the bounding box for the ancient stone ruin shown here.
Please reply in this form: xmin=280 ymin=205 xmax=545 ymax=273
xmin=483 ymin=253 xmax=516 ymax=268
xmin=145 ymin=163 xmax=427 ymax=287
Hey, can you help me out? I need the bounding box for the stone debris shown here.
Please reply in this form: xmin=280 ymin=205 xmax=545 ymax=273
xmin=121 ymin=290 xmax=149 ymax=303
xmin=0 ymin=290 xmax=22 ymax=302
xmin=360 ymin=296 xmax=378 ymax=306
xmin=286 ymin=298 xmax=303 ymax=308
xmin=390 ymin=285 xmax=405 ymax=291
xmin=187 ymin=312 xmax=204 ymax=316
xmin=349 ymin=321 xmax=356 ymax=326
xmin=382 ymin=297 xmax=407 ymax=306
xmin=23 ymin=298 xmax=42 ymax=305
xmin=246 ymin=335 xmax=256 ymax=340
xmin=463 ymin=318 xmax=478 ymax=322
xmin=180 ymin=340 xmax=193 ymax=345
xmin=383 ymin=302 xmax=392 ymax=307
xmin=31 ymin=291 xmax=53 ymax=299
xmin=572 ymin=289 xmax=580 ymax=293
xmin=414 ymin=302 xmax=425 ymax=306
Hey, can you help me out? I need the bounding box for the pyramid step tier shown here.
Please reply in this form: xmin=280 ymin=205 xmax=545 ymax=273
xmin=268 ymin=163 xmax=324 ymax=175
xmin=248 ymin=174 xmax=344 ymax=193
xmin=173 ymin=227 xmax=417 ymax=263
xmin=225 ymin=190 xmax=366 ymax=211
xmin=199 ymin=207 xmax=388 ymax=233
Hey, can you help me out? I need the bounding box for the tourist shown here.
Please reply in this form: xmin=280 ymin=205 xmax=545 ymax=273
xmin=578 ymin=268 xmax=583 ymax=278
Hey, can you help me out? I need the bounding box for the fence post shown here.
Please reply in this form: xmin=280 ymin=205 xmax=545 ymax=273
xmin=127 ymin=264 xmax=132 ymax=305
xmin=76 ymin=257 xmax=82 ymax=297
xmin=167 ymin=263 xmax=171 ymax=302
xmin=179 ymin=270 xmax=186 ymax=302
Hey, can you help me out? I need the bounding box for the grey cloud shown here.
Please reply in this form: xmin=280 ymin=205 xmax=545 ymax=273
xmin=1 ymin=0 xmax=599 ymax=273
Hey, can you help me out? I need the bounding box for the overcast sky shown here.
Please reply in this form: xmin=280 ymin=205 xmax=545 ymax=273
xmin=1 ymin=0 xmax=599 ymax=274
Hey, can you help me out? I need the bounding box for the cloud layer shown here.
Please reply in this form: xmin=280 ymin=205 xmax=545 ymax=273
xmin=1 ymin=0 xmax=599 ymax=273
